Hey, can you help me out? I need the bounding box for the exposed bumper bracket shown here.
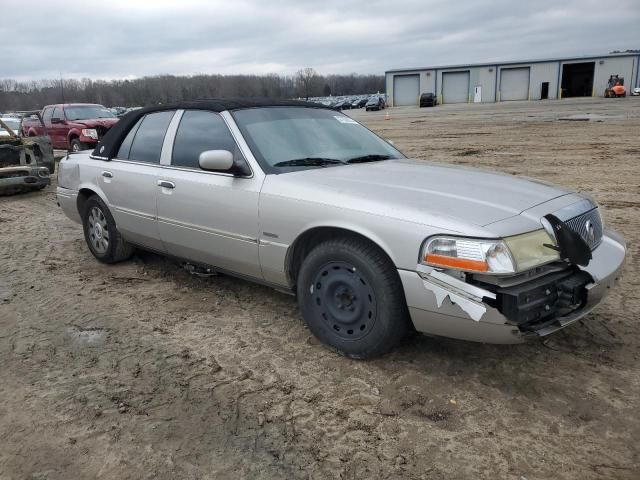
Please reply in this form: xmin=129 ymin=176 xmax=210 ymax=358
xmin=416 ymin=265 xmax=496 ymax=321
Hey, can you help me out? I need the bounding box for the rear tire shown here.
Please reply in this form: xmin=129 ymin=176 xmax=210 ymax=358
xmin=82 ymin=195 xmax=134 ymax=264
xmin=297 ymin=237 xmax=410 ymax=359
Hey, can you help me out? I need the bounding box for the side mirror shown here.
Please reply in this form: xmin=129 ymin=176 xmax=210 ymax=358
xmin=50 ymin=117 xmax=63 ymax=124
xmin=199 ymin=150 xmax=234 ymax=172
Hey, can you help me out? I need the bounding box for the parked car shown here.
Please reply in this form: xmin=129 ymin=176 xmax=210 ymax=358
xmin=1 ymin=112 xmax=54 ymax=194
xmin=365 ymin=96 xmax=385 ymax=111
xmin=109 ymin=106 xmax=129 ymax=117
xmin=0 ymin=117 xmax=21 ymax=137
xmin=632 ymin=87 xmax=640 ymax=96
xmin=351 ymin=98 xmax=368 ymax=109
xmin=419 ymin=92 xmax=437 ymax=107
xmin=56 ymin=99 xmax=625 ymax=358
xmin=332 ymin=99 xmax=352 ymax=110
xmin=22 ymin=103 xmax=119 ymax=152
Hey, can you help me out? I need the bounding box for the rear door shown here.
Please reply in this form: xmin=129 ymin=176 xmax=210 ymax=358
xmin=99 ymin=110 xmax=176 ymax=252
xmin=155 ymin=109 xmax=263 ymax=278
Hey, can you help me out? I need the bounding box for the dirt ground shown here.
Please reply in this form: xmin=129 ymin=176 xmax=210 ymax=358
xmin=1 ymin=97 xmax=639 ymax=479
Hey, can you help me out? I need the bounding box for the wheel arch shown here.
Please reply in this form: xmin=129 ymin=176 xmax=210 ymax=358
xmin=67 ymin=131 xmax=82 ymax=149
xmin=285 ymin=225 xmax=398 ymax=288
xmin=76 ymin=185 xmax=109 ymax=218
xmin=68 ymin=129 xmax=81 ymax=141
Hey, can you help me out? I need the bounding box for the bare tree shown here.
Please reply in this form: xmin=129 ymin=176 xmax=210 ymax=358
xmin=295 ymin=68 xmax=320 ymax=100
xmin=0 ymin=72 xmax=385 ymax=111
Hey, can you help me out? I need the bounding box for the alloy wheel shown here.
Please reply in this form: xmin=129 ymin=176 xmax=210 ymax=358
xmin=87 ymin=206 xmax=109 ymax=254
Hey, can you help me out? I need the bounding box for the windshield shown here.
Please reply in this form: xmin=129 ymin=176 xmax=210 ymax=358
xmin=232 ymin=107 xmax=404 ymax=173
xmin=0 ymin=118 xmax=20 ymax=136
xmin=64 ymin=105 xmax=116 ymax=121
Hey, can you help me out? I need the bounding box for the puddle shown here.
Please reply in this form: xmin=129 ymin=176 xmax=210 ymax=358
xmin=557 ymin=113 xmax=621 ymax=122
xmin=67 ymin=325 xmax=109 ymax=345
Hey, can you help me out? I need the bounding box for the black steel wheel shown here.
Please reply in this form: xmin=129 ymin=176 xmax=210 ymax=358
xmin=297 ymin=236 xmax=410 ymax=358
xmin=310 ymin=261 xmax=377 ymax=341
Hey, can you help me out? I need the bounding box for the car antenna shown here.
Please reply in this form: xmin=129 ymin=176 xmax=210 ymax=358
xmin=60 ymin=72 xmax=65 ymax=104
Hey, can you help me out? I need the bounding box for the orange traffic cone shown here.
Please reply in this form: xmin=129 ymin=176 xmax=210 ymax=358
xmin=384 ymin=111 xmax=391 ymax=120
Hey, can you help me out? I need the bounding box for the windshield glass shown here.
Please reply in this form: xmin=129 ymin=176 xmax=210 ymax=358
xmin=232 ymin=107 xmax=404 ymax=173
xmin=64 ymin=105 xmax=116 ymax=121
xmin=0 ymin=118 xmax=20 ymax=135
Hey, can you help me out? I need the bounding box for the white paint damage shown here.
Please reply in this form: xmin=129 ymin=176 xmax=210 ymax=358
xmin=416 ymin=265 xmax=496 ymax=321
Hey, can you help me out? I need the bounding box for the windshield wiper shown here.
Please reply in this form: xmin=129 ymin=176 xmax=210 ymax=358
xmin=273 ymin=157 xmax=346 ymax=167
xmin=346 ymin=154 xmax=393 ymax=164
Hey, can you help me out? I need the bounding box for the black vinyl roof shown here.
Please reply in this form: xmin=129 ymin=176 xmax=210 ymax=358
xmin=92 ymin=97 xmax=328 ymax=159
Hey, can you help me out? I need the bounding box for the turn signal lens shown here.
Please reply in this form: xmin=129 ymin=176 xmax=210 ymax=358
xmin=424 ymin=254 xmax=489 ymax=272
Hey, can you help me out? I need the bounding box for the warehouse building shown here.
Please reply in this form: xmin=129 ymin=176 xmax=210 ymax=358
xmin=386 ymin=53 xmax=639 ymax=106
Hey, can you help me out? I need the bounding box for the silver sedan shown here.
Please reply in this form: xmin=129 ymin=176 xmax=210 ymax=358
xmin=56 ymin=99 xmax=625 ymax=358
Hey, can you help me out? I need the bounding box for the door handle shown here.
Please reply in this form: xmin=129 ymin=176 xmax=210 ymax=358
xmin=102 ymin=171 xmax=113 ymax=178
xmin=157 ymin=180 xmax=175 ymax=189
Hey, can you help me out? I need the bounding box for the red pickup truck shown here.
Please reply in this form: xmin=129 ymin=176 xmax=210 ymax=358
xmin=22 ymin=103 xmax=119 ymax=152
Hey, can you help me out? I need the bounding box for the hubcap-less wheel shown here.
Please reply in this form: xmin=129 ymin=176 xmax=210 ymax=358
xmin=87 ymin=206 xmax=109 ymax=254
xmin=310 ymin=261 xmax=376 ymax=340
xmin=72 ymin=142 xmax=80 ymax=152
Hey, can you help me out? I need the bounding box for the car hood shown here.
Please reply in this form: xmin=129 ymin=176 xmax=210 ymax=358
xmin=270 ymin=159 xmax=573 ymax=229
xmin=69 ymin=118 xmax=119 ymax=128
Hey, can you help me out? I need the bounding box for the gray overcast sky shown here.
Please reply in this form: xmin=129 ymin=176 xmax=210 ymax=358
xmin=2 ymin=0 xmax=639 ymax=80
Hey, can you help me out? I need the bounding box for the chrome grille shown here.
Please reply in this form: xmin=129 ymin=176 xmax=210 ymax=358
xmin=564 ymin=208 xmax=603 ymax=250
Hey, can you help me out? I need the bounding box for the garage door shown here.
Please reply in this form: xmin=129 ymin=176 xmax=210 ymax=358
xmin=442 ymin=71 xmax=470 ymax=104
xmin=500 ymin=67 xmax=530 ymax=101
xmin=393 ymin=74 xmax=419 ymax=106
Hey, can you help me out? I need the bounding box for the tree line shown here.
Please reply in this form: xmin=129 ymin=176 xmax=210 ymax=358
xmin=0 ymin=69 xmax=385 ymax=111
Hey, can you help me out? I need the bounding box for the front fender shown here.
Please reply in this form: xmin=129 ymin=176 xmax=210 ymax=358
xmin=257 ymin=193 xmax=467 ymax=287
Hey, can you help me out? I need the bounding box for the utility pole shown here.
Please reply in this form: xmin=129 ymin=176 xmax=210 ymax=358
xmin=60 ymin=72 xmax=65 ymax=104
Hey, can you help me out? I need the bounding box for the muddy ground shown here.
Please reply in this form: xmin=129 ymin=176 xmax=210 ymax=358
xmin=1 ymin=97 xmax=639 ymax=479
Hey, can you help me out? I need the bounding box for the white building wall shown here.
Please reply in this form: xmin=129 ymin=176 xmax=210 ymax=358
xmin=420 ymin=70 xmax=436 ymax=94
xmin=593 ymin=56 xmax=636 ymax=96
xmin=529 ymin=62 xmax=559 ymax=100
xmin=386 ymin=54 xmax=639 ymax=105
xmin=386 ymin=70 xmax=423 ymax=106
xmin=476 ymin=66 xmax=497 ymax=102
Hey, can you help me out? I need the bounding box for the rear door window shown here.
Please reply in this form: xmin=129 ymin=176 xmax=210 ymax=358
xmin=171 ymin=110 xmax=244 ymax=169
xmin=126 ymin=111 xmax=174 ymax=163
xmin=116 ymin=117 xmax=143 ymax=160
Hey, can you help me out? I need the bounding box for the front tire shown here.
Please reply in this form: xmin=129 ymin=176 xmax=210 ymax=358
xmin=82 ymin=196 xmax=134 ymax=263
xmin=297 ymin=237 xmax=410 ymax=358
xmin=70 ymin=138 xmax=88 ymax=153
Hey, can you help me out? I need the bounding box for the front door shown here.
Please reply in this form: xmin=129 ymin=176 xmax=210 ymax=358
xmin=156 ymin=110 xmax=262 ymax=278
xmin=99 ymin=110 xmax=176 ymax=252
xmin=50 ymin=105 xmax=67 ymax=149
xmin=474 ymin=86 xmax=482 ymax=103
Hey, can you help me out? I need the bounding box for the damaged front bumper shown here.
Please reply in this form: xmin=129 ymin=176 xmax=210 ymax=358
xmin=0 ymin=165 xmax=51 ymax=193
xmin=400 ymin=229 xmax=626 ymax=344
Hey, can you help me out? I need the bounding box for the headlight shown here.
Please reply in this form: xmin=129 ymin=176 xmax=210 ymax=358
xmin=422 ymin=230 xmax=559 ymax=274
xmin=504 ymin=230 xmax=559 ymax=271
xmin=81 ymin=128 xmax=98 ymax=140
